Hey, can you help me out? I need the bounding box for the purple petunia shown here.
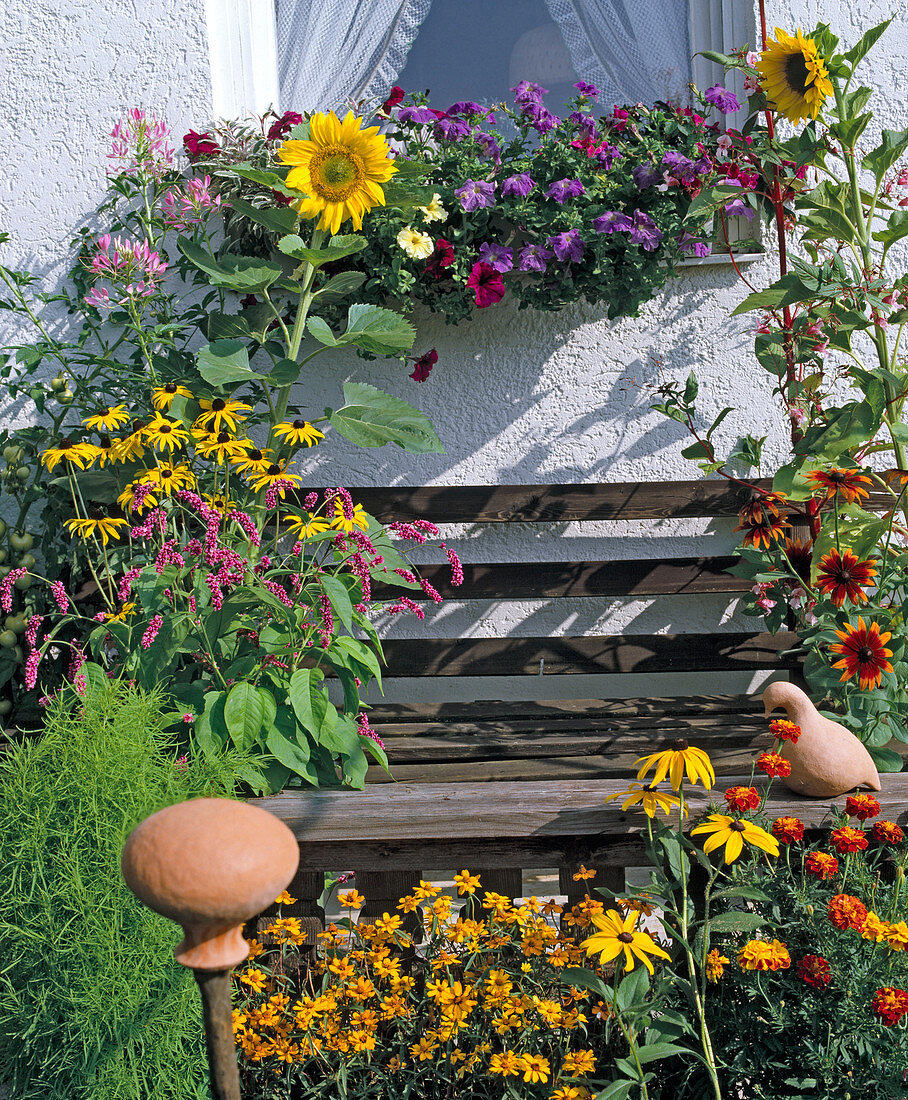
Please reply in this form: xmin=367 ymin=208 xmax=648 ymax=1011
xmin=446 ymin=101 xmax=484 ymax=117
xmin=679 ymin=232 xmax=712 ymax=258
xmin=474 ymin=132 xmax=501 ymax=163
xmin=662 ymin=150 xmax=699 ymax=183
xmin=593 ymin=211 xmax=633 ymax=234
xmin=478 ymin=242 xmax=514 ymax=273
xmin=434 ymin=117 xmax=472 ymax=141
xmin=455 ymin=178 xmax=497 ymax=212
xmin=528 ymin=105 xmax=560 ymax=134
xmin=629 ymin=209 xmax=663 ymax=251
xmin=569 ymin=112 xmax=597 ymax=141
xmin=633 ymin=164 xmax=663 ymax=190
xmin=396 ymin=106 xmax=439 ymax=125
xmin=502 ymin=172 xmax=535 ymax=198
xmin=594 ymin=142 xmax=622 ymax=170
xmin=546 ymin=178 xmax=586 ymax=204
xmin=512 ymin=80 xmax=547 ymax=107
xmin=705 ymin=84 xmax=742 ymax=114
xmin=547 ymin=229 xmax=584 ymax=263
xmin=720 ymin=178 xmax=754 ymax=218
xmin=573 ymin=81 xmax=599 ymax=97
xmin=517 ymin=243 xmax=554 ymax=273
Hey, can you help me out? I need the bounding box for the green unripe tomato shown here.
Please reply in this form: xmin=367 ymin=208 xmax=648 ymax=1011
xmin=13 ymin=574 xmax=32 ymax=592
xmin=14 ymin=467 xmax=29 ymax=482
xmin=9 ymin=531 xmax=33 ymax=552
xmin=12 ymin=645 xmax=22 ymax=663
xmin=50 ymin=375 xmax=67 ymax=392
xmin=16 ymin=553 xmax=35 ymax=570
xmin=56 ymin=389 xmax=75 ymax=405
xmin=0 ymin=631 xmax=17 ymax=648
xmin=4 ymin=615 xmax=26 ymax=634
xmin=2 ymin=445 xmax=22 ymax=463
xmin=0 ymin=550 xmax=8 ymax=565
xmin=0 ymin=519 xmax=7 ymax=538
xmin=0 ymin=699 xmax=11 ymax=716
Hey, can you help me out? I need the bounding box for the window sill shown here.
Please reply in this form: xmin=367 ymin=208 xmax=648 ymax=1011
xmin=677 ymin=251 xmax=765 ymax=267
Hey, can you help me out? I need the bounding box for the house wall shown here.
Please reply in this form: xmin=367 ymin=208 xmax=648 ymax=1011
xmin=1 ymin=0 xmax=906 ymax=703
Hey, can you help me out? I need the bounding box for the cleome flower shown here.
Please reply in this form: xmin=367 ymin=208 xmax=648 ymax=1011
xmin=581 ymin=908 xmax=671 ymax=975
xmin=691 ymin=814 xmax=780 ymax=863
xmin=635 ymin=739 xmax=715 ymax=791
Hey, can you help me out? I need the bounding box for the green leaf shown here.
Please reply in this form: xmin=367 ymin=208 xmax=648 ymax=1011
xmin=382 ymin=180 xmax=438 ymax=207
xmin=267 ymin=358 xmax=301 ymax=387
xmin=223 ymin=682 xmax=266 ymax=750
xmin=832 ymin=112 xmax=872 ymax=150
xmin=333 ymin=635 xmax=383 ymax=688
xmin=872 ymin=209 xmax=908 ymax=250
xmin=329 ymin=381 xmax=444 ymax=453
xmin=206 ymin=304 xmax=272 ymax=341
xmin=697 ymin=49 xmax=737 ymax=66
xmin=708 ymin=910 xmax=766 ymax=934
xmin=266 ymin=726 xmax=312 ymax=777
xmin=313 ymin=271 xmax=367 ymax=304
xmin=867 ymin=744 xmax=904 ymax=772
xmin=713 ymin=884 xmax=772 ymax=903
xmin=731 ymin=273 xmax=818 ymax=315
xmin=277 ymin=232 xmax=367 ymax=266
xmin=177 ymin=237 xmax=285 ymax=292
xmin=228 ymin=164 xmax=307 ymax=200
xmin=339 ymin=303 xmax=416 ymax=355
xmin=319 ymin=712 xmax=361 ymax=756
xmin=636 ymin=1043 xmax=692 ymax=1064
xmin=560 ymin=968 xmax=610 ymax=1000
xmin=321 ymin=574 xmax=355 ymax=631
xmin=863 ymin=128 xmax=908 ymax=185
xmin=615 ymin=965 xmax=649 ymax=1012
xmin=307 ymin=315 xmax=337 ymax=346
xmin=196 ymin=340 xmax=256 ymax=387
xmin=808 ymin=401 xmax=880 ymax=459
xmin=594 ymin=1080 xmax=634 ymax=1100
xmin=843 ymin=19 xmax=891 ymax=68
xmin=772 ymin=457 xmax=815 ymax=501
xmin=797 ymin=180 xmax=855 ymax=242
xmin=683 ymin=371 xmax=698 ymax=404
xmin=229 ymin=196 xmax=299 ymax=236
xmin=193 ymin=691 xmax=228 ymax=756
xmin=288 ymin=667 xmax=334 ymax=738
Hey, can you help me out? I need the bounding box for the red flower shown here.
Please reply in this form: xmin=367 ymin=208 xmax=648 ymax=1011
xmin=382 ymin=86 xmax=406 ymax=113
xmin=871 ymin=987 xmax=908 ymax=1026
xmin=805 ymin=852 xmax=839 ymax=880
xmin=769 ymin=719 xmax=801 ymax=744
xmin=724 ymin=786 xmax=761 ymax=812
xmin=734 ymin=513 xmax=790 ymax=549
xmin=409 ymin=349 xmax=438 ymax=383
xmin=871 ymin=820 xmax=905 ymax=846
xmin=772 ymin=816 xmax=805 ymax=844
xmin=797 ymin=954 xmax=831 ymax=988
xmin=425 ymin=238 xmax=455 ymax=278
xmin=816 ymin=549 xmax=877 ymax=607
xmin=756 ymin=751 xmax=791 ymax=778
xmin=805 ymin=466 xmax=873 ymax=505
xmin=783 ymin=537 xmax=813 ymax=583
xmin=466 ymin=262 xmax=506 ymax=308
xmin=830 ymin=826 xmax=869 ymax=854
xmin=845 ymin=793 xmax=881 ymax=821
xmin=183 ymin=129 xmax=220 ymax=159
xmin=829 ymin=617 xmax=894 ymax=690
xmin=827 ymin=893 xmax=868 ymax=931
xmin=267 ymin=111 xmax=304 ymax=141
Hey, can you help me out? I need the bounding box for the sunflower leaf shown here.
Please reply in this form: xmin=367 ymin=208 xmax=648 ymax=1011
xmin=339 ymin=304 xmax=416 ymax=355
xmin=196 ymin=340 xmax=258 ymax=387
xmin=226 ymin=164 xmax=308 ymax=200
xmin=178 ymin=238 xmax=285 ymax=291
xmin=277 ymin=233 xmax=368 ymax=266
xmin=863 ymin=128 xmax=908 ymax=185
xmin=327 ymin=382 xmax=444 ymax=453
xmin=843 ymin=19 xmax=892 ymax=69
xmin=312 ymin=271 xmax=367 ymax=304
xmin=228 ymin=197 xmax=299 ymax=236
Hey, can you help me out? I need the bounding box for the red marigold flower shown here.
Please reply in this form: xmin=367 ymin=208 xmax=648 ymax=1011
xmin=734 ymin=512 xmax=790 ymax=549
xmin=783 ymin=537 xmax=813 ymax=583
xmin=827 ymin=892 xmax=868 ymax=931
xmin=845 ymin=793 xmax=881 ymax=821
xmin=756 ymin=751 xmax=791 ymax=778
xmin=805 ymin=466 xmax=873 ymax=505
xmin=724 ymin=785 xmax=761 ymax=812
xmin=830 ymin=826 xmax=869 ymax=854
xmin=797 ymin=954 xmax=831 ymax=988
xmin=425 ymin=238 xmax=454 ymax=278
xmin=871 ymin=986 xmax=908 ymax=1026
xmin=772 ymin=816 xmax=805 ymax=844
xmin=769 ymin=718 xmax=802 ymax=743
xmin=829 ymin=617 xmax=894 ymax=691
xmin=815 ymin=549 xmax=877 ymax=607
xmin=466 ymin=262 xmax=506 ymax=308
xmin=805 ymin=851 xmax=839 ymax=880
xmin=870 ymin=820 xmax=905 ymax=846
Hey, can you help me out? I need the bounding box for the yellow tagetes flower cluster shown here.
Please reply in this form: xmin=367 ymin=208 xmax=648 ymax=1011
xmin=231 ymin=874 xmax=609 ymax=1083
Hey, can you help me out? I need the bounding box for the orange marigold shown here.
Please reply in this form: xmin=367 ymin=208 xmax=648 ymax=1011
xmin=871 ymin=986 xmax=908 ymax=1026
xmin=772 ymin=816 xmax=805 ymax=844
xmin=769 ymin=718 xmax=802 ymax=743
xmin=830 ymin=826 xmax=869 ymax=854
xmin=805 ymin=851 xmax=839 ymax=880
xmin=871 ymin=820 xmax=905 ymax=846
xmin=756 ymin=751 xmax=791 ymax=778
xmin=724 ymin=785 xmax=761 ymax=812
xmin=797 ymin=954 xmax=831 ymax=987
xmin=738 ymin=938 xmax=791 ymax=972
xmin=845 ymin=793 xmax=880 ymax=821
xmin=827 ymin=893 xmax=868 ymax=931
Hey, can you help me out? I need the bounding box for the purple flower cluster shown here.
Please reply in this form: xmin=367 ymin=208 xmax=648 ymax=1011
xmin=455 ymin=178 xmax=497 ymax=212
xmin=511 ymin=81 xmax=560 ymax=134
xmin=704 ymin=84 xmax=742 ymax=114
xmin=593 ymin=208 xmax=663 ymax=251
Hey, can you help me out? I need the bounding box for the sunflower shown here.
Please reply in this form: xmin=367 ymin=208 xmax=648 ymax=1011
xmin=829 ymin=616 xmax=894 ymax=690
xmin=283 ymin=513 xmax=331 ymax=539
xmin=816 ymin=549 xmax=877 ymax=607
xmin=40 ymin=439 xmax=96 ymax=472
xmin=231 ymin=446 xmax=274 ymax=476
xmin=246 ymin=462 xmax=302 ymax=494
xmin=604 ymin=783 xmax=686 ymax=819
xmin=580 ymin=909 xmax=670 ymax=975
xmin=635 ymin=739 xmax=715 ymax=791
xmin=194 ymin=431 xmax=248 ymax=464
xmin=691 ymin=813 xmax=780 ymax=863
xmin=195 ymin=397 xmax=251 ymax=434
xmin=805 ymin=466 xmax=873 ymax=505
xmin=277 ymin=110 xmax=397 ymax=234
xmin=273 ymin=420 xmax=325 ymax=448
xmin=137 ymin=463 xmax=196 ymax=496
xmin=83 ymin=404 xmax=130 ymax=431
xmin=144 ymin=414 xmax=190 ymax=453
xmin=152 ymin=382 xmax=193 ymax=410
xmin=65 ymin=516 xmax=130 ymax=546
xmin=756 ymin=28 xmax=833 ymax=125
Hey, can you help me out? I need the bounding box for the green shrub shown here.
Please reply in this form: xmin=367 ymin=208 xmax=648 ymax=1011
xmin=0 ymin=677 xmax=244 ymax=1099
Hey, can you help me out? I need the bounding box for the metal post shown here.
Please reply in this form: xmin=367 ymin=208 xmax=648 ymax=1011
xmin=194 ymin=969 xmax=242 ymax=1100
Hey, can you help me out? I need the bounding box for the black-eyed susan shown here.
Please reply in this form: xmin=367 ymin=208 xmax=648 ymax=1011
xmin=83 ymin=404 xmax=130 ymax=431
xmin=273 ymin=419 xmax=325 ymax=448
xmin=283 ymin=512 xmax=331 ymax=539
xmin=635 ymin=739 xmax=715 ymax=791
xmin=580 ymin=908 xmax=671 ymax=974
xmin=85 ymin=436 xmax=116 ymax=468
xmin=137 ymin=462 xmax=196 ymax=496
xmin=277 ymin=110 xmax=397 ymax=234
xmin=202 ymin=491 xmax=238 ymax=515
xmin=829 ymin=616 xmax=894 ymax=690
xmin=194 ymin=431 xmax=247 ymax=464
xmin=103 ymin=602 xmax=137 ymax=622
xmin=691 ymin=813 xmax=780 ymax=863
xmin=756 ymin=28 xmax=833 ymax=125
xmin=330 ymin=497 xmax=369 ymax=533
xmin=816 ymin=549 xmax=877 ymax=607
xmin=144 ymin=414 xmax=190 ymax=453
xmin=65 ymin=515 xmax=130 ymax=545
xmin=117 ymin=481 xmax=158 ymax=513
xmin=230 ymin=446 xmax=274 ymax=476
xmin=604 ymin=782 xmax=686 ymax=819
xmin=246 ymin=462 xmax=302 ymax=494
xmin=195 ymin=397 xmax=251 ymax=434
xmin=111 ymin=429 xmax=147 ymax=463
xmin=152 ymin=382 xmax=193 ymax=410
xmin=40 ymin=439 xmax=96 ymax=472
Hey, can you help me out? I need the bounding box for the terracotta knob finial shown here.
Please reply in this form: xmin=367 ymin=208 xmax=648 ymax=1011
xmin=122 ymin=797 xmax=299 ymax=970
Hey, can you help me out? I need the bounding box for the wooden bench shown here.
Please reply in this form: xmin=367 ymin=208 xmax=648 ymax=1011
xmin=254 ymin=480 xmax=908 ymax=936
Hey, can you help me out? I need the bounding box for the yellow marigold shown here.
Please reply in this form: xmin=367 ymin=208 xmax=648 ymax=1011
xmin=517 ymin=1053 xmax=551 ymax=1084
xmin=706 ymin=948 xmax=729 ymax=982
xmin=273 ymin=890 xmax=296 ymax=905
xmin=337 ymin=889 xmax=365 ymax=908
xmin=885 ymin=921 xmax=908 ymax=951
xmin=737 ymin=938 xmax=791 ymax=972
xmin=239 ymin=968 xmax=268 ymax=994
xmin=488 ymin=1051 xmax=522 ymax=1076
xmin=454 ymin=869 xmax=482 ymax=894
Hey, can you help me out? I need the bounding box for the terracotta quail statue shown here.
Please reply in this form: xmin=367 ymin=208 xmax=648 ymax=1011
xmin=762 ymin=681 xmax=881 ymax=797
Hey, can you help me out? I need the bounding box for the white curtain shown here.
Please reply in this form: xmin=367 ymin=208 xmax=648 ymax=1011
xmin=276 ymin=0 xmax=432 ymax=113
xmin=544 ymin=0 xmax=691 ymax=107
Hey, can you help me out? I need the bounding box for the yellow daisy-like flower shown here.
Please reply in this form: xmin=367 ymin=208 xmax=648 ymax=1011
xmin=283 ymin=512 xmax=331 ymax=540
xmin=419 ymin=193 xmax=447 ymax=224
xmin=40 ymin=439 xmax=96 ymax=472
xmin=65 ymin=516 xmax=130 ymax=546
xmin=691 ymin=813 xmax=780 ymax=864
xmin=152 ymin=382 xmax=193 ymax=410
xmin=137 ymin=462 xmax=196 ymax=496
xmin=194 ymin=431 xmax=248 ymax=464
xmin=194 ymin=397 xmax=252 ymax=434
xmin=706 ymin=947 xmax=729 ymax=982
xmin=396 ymin=225 xmax=434 ymax=260
xmin=278 ymin=110 xmax=398 ymax=234
xmin=117 ymin=481 xmax=159 ymax=514
xmin=330 ymin=498 xmax=370 ymax=533
xmin=453 ymin=870 xmax=482 ymax=895
xmin=103 ymin=601 xmax=137 ymax=622
xmin=517 ymin=1054 xmax=551 ymax=1084
xmin=604 ymin=782 xmax=687 ymax=819
xmin=111 ymin=428 xmax=146 ymax=463
xmin=229 ymin=445 xmax=273 ymax=476
xmin=82 ymin=404 xmax=130 ymax=431
xmin=273 ymin=419 xmax=325 ymax=448
xmin=756 ymin=27 xmax=833 ymax=125
xmin=144 ymin=414 xmax=190 ymax=453
xmin=83 ymin=436 xmax=117 ymax=468
xmin=246 ymin=462 xmax=302 ymax=494
xmin=635 ymin=740 xmax=715 ymax=791
xmin=580 ymin=908 xmax=671 ymax=975
xmin=202 ymin=492 xmax=238 ymax=516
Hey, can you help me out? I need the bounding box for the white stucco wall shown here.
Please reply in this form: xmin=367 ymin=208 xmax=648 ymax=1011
xmin=2 ymin=0 xmax=907 ymax=704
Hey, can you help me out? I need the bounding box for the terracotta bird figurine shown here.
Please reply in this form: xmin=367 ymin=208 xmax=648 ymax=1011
xmin=762 ymin=681 xmax=881 ymax=797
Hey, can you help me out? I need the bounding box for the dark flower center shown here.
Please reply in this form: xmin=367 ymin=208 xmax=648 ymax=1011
xmin=161 ymin=469 xmax=173 ymax=479
xmin=828 ymin=469 xmax=846 ymax=483
xmin=839 ymin=570 xmax=852 ymax=582
xmin=671 ymin=738 xmax=689 ymax=751
xmin=730 ymin=821 xmax=747 ymax=832
xmin=165 ymin=383 xmax=178 ymax=393
xmin=858 ymin=646 xmax=875 ymax=663
xmin=158 ymin=423 xmax=172 ymax=433
xmin=292 ymin=419 xmax=307 ymax=429
xmin=100 ymin=436 xmax=111 ymax=448
xmin=784 ymin=50 xmax=811 ymax=95
xmin=211 ymin=398 xmax=226 ymax=412
xmin=217 ymin=432 xmax=231 ymax=443
xmin=248 ymin=449 xmax=264 ymax=461
xmin=60 ymin=439 xmax=73 ymax=450
xmin=266 ymin=464 xmax=282 ymax=476
xmin=617 ymin=932 xmax=634 ymax=944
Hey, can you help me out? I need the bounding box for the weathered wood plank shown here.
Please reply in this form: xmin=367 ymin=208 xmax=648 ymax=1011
xmin=379 ymin=631 xmax=801 ymax=676
xmin=373 ymin=556 xmax=749 ymax=600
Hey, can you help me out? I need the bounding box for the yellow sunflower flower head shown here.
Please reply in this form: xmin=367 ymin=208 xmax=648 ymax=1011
xmin=635 ymin=739 xmax=715 ymax=791
xmin=277 ymin=110 xmax=398 ymax=235
xmin=756 ymin=28 xmax=833 ymax=124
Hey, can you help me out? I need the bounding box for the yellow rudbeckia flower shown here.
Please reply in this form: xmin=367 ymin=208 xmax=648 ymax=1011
xmin=690 ymin=813 xmax=780 ymax=863
xmin=635 ymin=740 xmax=715 ymax=791
xmin=604 ymin=783 xmax=686 ymax=819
